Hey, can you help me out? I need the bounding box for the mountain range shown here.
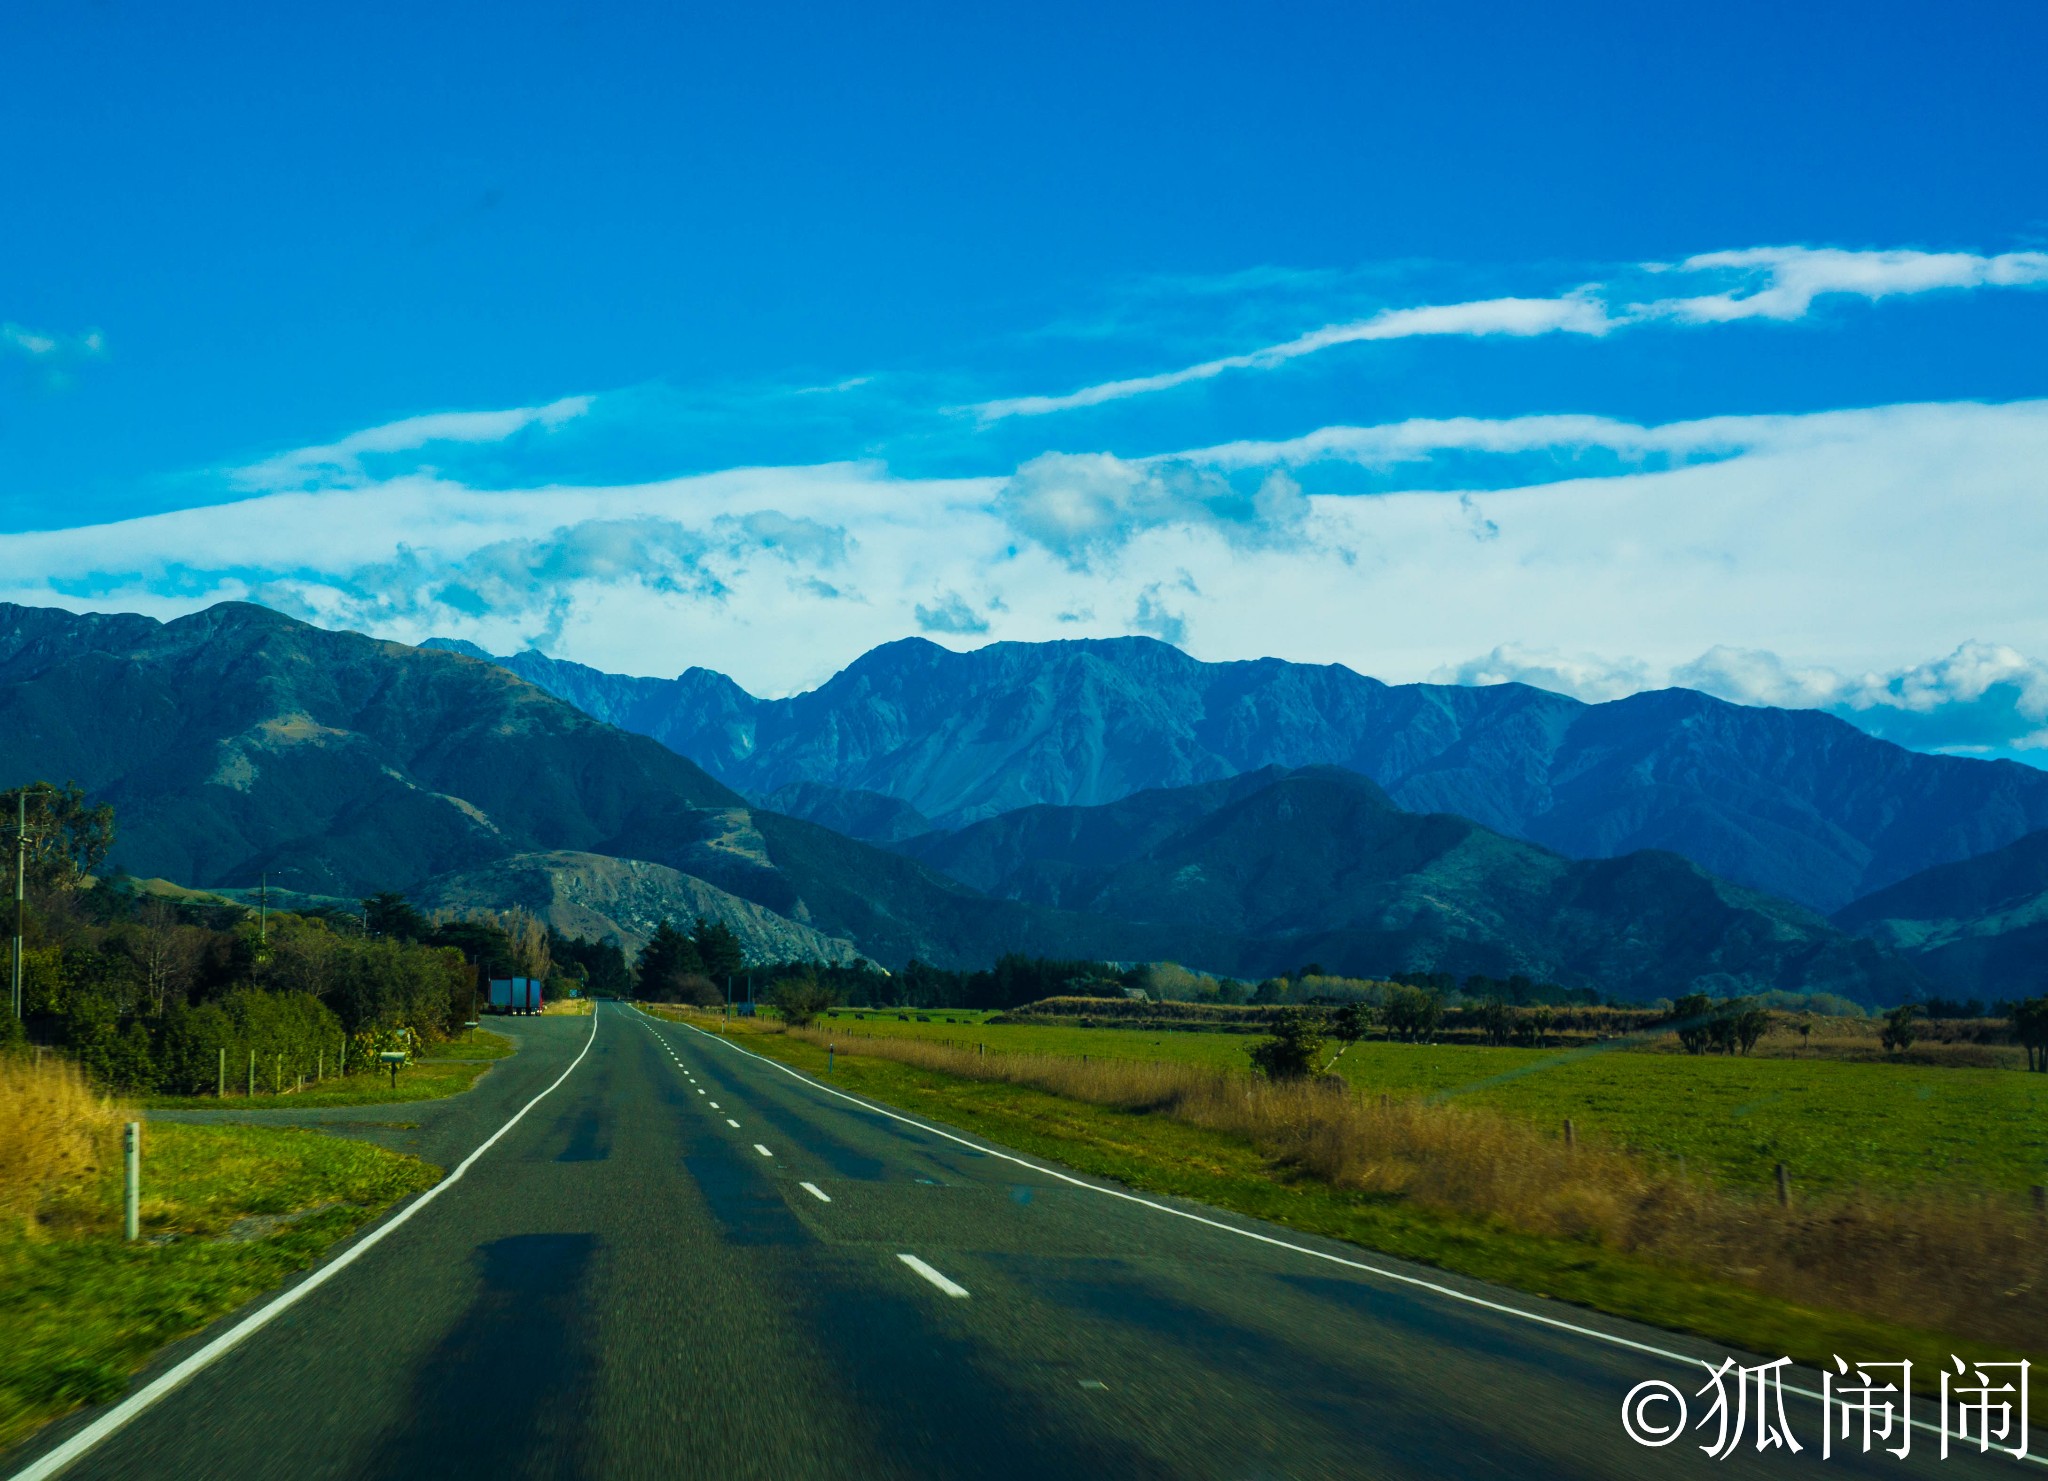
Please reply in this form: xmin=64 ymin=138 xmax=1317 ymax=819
xmin=0 ymin=599 xmax=1997 ymax=1001
xmin=0 ymin=602 xmax=1047 ymax=967
xmin=1833 ymin=828 xmax=2048 ymax=1001
xmin=890 ymin=765 xmax=1928 ymax=1000
xmin=432 ymin=636 xmax=2048 ymax=915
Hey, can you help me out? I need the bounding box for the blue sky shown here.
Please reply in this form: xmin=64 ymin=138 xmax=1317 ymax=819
xmin=5 ymin=0 xmax=2048 ymax=760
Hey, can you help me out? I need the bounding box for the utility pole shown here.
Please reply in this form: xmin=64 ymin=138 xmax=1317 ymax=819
xmin=255 ymin=866 xmax=302 ymax=945
xmin=10 ymin=785 xmax=52 ymax=1021
xmin=11 ymin=790 xmax=25 ymax=1020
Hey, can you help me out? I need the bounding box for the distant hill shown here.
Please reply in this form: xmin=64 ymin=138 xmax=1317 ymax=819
xmin=758 ymin=781 xmax=934 ymax=844
xmin=446 ymin=635 xmax=2048 ymax=912
xmin=1833 ymin=828 xmax=2048 ymax=1000
xmin=413 ymin=850 xmax=866 ymax=962
xmin=894 ymin=767 xmax=1929 ymax=1004
xmin=0 ymin=603 xmax=1165 ymax=970
xmin=0 ymin=602 xmax=739 ymax=894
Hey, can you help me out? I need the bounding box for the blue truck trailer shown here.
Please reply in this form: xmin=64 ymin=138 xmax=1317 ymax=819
xmin=487 ymin=976 xmax=544 ymax=1015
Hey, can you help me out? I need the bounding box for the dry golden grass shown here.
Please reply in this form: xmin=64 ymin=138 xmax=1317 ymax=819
xmin=0 ymin=1053 xmax=128 ymax=1228
xmin=789 ymin=1027 xmax=2048 ymax=1354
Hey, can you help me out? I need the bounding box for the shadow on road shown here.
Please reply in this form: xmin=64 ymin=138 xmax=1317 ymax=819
xmin=365 ymin=1233 xmax=601 ymax=1479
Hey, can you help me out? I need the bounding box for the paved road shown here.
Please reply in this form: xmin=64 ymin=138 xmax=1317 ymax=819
xmin=8 ymin=1004 xmax=2035 ymax=1479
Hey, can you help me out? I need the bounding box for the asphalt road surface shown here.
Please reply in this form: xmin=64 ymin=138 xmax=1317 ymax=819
xmin=9 ymin=1004 xmax=2038 ymax=1480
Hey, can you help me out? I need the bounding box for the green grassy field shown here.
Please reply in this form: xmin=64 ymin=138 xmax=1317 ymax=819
xmin=701 ymin=1013 xmax=2025 ymax=1382
xmin=142 ymin=1027 xmax=514 ymax=1110
xmin=0 ymin=1123 xmax=436 ymax=1453
xmin=816 ymin=1011 xmax=2048 ymax=1196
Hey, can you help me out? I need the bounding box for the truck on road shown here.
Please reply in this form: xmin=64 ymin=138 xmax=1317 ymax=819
xmin=487 ymin=976 xmax=545 ymax=1015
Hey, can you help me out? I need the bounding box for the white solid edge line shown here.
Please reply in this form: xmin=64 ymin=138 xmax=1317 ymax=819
xmin=654 ymin=1011 xmax=2045 ymax=1469
xmin=11 ymin=1005 xmax=606 ymax=1481
xmin=801 ymin=1181 xmax=832 ymax=1202
xmin=898 ymin=1253 xmax=970 ymax=1298
xmin=754 ymin=1144 xmax=774 ymax=1158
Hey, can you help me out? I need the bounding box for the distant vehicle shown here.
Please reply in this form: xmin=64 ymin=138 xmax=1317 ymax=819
xmin=487 ymin=976 xmax=544 ymax=1015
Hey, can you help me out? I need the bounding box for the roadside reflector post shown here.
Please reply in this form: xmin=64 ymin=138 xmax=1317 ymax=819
xmin=247 ymin=1049 xmax=255 ymax=1098
xmin=217 ymin=1047 xmax=225 ymax=1099
xmin=828 ymin=1043 xmax=834 ymax=1075
xmin=317 ymin=1049 xmax=323 ymax=1083
xmin=274 ymin=1053 xmax=282 ymax=1094
xmin=1776 ymin=1163 xmax=1791 ymax=1207
xmin=1563 ymin=1118 xmax=1575 ymax=1150
xmin=123 ymin=1122 xmax=140 ymax=1241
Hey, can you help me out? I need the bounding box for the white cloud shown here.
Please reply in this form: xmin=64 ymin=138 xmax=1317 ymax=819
xmin=1440 ymin=641 xmax=2048 ymax=755
xmin=1644 ymin=246 xmax=2048 ymax=324
xmin=234 ymin=395 xmax=593 ymax=490
xmin=994 ymin=451 xmax=1305 ymax=564
xmin=6 ymin=396 xmax=2048 ymax=726
xmin=1675 ymin=642 xmax=2048 ymax=753
xmin=3 ymin=321 xmax=105 ymax=359
xmin=1181 ymin=411 xmax=1755 ymax=472
xmin=914 ymin=592 xmax=990 ymax=635
xmin=969 ymin=244 xmax=2048 ymax=421
xmin=3 ymin=323 xmax=59 ymax=357
xmin=969 ymin=293 xmax=1611 ymax=420
xmin=1438 ymin=645 xmax=1655 ymax=703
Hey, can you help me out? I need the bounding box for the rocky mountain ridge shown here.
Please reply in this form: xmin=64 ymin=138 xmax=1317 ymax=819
xmin=441 ymin=635 xmax=2048 ymax=913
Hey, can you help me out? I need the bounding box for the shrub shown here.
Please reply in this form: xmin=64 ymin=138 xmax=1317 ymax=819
xmin=1880 ymin=1004 xmax=1921 ymax=1054
xmin=155 ymin=988 xmax=346 ymax=1095
xmin=767 ymin=974 xmax=838 ymax=1028
xmin=0 ymin=1052 xmax=126 ymax=1225
xmin=1247 ymin=1009 xmax=1325 ymax=1080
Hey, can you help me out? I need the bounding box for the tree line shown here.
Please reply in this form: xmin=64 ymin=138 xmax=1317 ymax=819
xmin=0 ymin=785 xmax=620 ymax=1092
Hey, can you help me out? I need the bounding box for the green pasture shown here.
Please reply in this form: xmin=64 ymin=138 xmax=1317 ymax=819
xmin=817 ymin=1012 xmax=2048 ymax=1196
xmin=0 ymin=1123 xmax=436 ymax=1453
xmin=731 ymin=1021 xmax=2029 ymax=1381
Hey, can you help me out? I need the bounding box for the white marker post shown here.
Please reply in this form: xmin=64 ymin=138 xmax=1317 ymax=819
xmin=123 ymin=1122 xmax=140 ymax=1241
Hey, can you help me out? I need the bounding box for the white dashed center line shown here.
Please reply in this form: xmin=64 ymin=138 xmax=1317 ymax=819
xmin=726 ymin=1118 xmax=741 ymax=1128
xmin=754 ymin=1144 xmax=773 ymax=1158
xmin=800 ymin=1182 xmax=831 ymax=1202
xmin=897 ymin=1254 xmax=969 ymax=1298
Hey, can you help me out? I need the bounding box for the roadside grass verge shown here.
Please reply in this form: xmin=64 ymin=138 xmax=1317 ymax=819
xmin=142 ymin=1026 xmax=512 ymax=1109
xmin=0 ymin=1056 xmax=436 ymax=1453
xmin=143 ymin=1058 xmax=494 ymax=1110
xmin=814 ymin=1012 xmax=2048 ymax=1196
xmin=422 ymin=1027 xmax=518 ymax=1060
xmin=651 ymin=1008 xmax=2045 ymax=1379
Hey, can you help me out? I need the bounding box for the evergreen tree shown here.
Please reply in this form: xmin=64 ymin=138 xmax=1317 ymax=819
xmin=691 ymin=916 xmax=745 ymax=981
xmin=636 ymin=920 xmax=704 ymax=1000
